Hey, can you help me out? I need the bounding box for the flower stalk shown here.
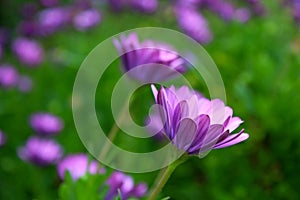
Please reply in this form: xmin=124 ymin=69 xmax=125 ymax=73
xmin=148 ymin=154 xmax=188 ymax=200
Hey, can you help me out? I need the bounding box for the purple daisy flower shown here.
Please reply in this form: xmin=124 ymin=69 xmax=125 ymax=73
xmin=37 ymin=7 xmax=71 ymax=35
xmin=18 ymin=20 xmax=40 ymax=37
xmin=131 ymin=0 xmax=158 ymax=13
xmin=205 ymin=0 xmax=235 ymax=21
xmin=0 ymin=130 xmax=6 ymax=146
xmin=18 ymin=136 xmax=63 ymax=166
xmin=149 ymin=85 xmax=249 ymax=156
xmin=57 ymin=154 xmax=105 ymax=181
xmin=30 ymin=112 xmax=64 ymax=135
xmin=106 ymin=171 xmax=147 ymax=200
xmin=114 ymin=33 xmax=186 ymax=82
xmin=12 ymin=38 xmax=44 ymax=67
xmin=0 ymin=64 xmax=19 ymax=88
xmin=175 ymin=6 xmax=212 ymax=44
xmin=73 ymin=9 xmax=101 ymax=31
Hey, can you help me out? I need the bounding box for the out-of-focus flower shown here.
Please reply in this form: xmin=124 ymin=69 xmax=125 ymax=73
xmin=73 ymin=9 xmax=101 ymax=31
xmin=17 ymin=75 xmax=33 ymax=92
xmin=0 ymin=130 xmax=6 ymax=146
xmin=106 ymin=171 xmax=147 ymax=200
xmin=37 ymin=7 xmax=71 ymax=35
xmin=114 ymin=33 xmax=186 ymax=82
xmin=30 ymin=112 xmax=64 ymax=135
xmin=206 ymin=0 xmax=235 ymax=21
xmin=131 ymin=0 xmax=158 ymax=13
xmin=18 ymin=136 xmax=63 ymax=166
xmin=108 ymin=0 xmax=131 ymax=11
xmin=40 ymin=0 xmax=59 ymax=7
xmin=0 ymin=65 xmax=19 ymax=88
xmin=149 ymin=85 xmax=249 ymax=155
xmin=175 ymin=6 xmax=212 ymax=44
xmin=234 ymin=8 xmax=251 ymax=23
xmin=12 ymin=38 xmax=44 ymax=67
xmin=18 ymin=20 xmax=40 ymax=37
xmin=57 ymin=154 xmax=105 ymax=181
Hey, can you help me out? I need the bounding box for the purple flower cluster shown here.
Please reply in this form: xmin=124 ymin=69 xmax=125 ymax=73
xmin=0 ymin=64 xmax=33 ymax=92
xmin=0 ymin=130 xmax=6 ymax=147
xmin=18 ymin=112 xmax=64 ymax=166
xmin=73 ymin=9 xmax=102 ymax=31
xmin=12 ymin=38 xmax=44 ymax=67
xmin=109 ymin=0 xmax=158 ymax=13
xmin=57 ymin=154 xmax=105 ymax=181
xmin=174 ymin=0 xmax=265 ymax=43
xmin=30 ymin=112 xmax=64 ymax=136
xmin=149 ymin=85 xmax=249 ymax=155
xmin=18 ymin=136 xmax=63 ymax=166
xmin=0 ymin=65 xmax=19 ymax=88
xmin=106 ymin=171 xmax=148 ymax=200
xmin=114 ymin=33 xmax=186 ymax=82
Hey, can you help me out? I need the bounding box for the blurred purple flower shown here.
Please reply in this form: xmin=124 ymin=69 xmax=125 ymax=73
xmin=18 ymin=20 xmax=40 ymax=37
xmin=40 ymin=0 xmax=59 ymax=7
xmin=30 ymin=112 xmax=64 ymax=135
xmin=149 ymin=85 xmax=249 ymax=155
xmin=0 ymin=130 xmax=6 ymax=146
xmin=108 ymin=0 xmax=130 ymax=11
xmin=206 ymin=0 xmax=235 ymax=21
xmin=0 ymin=64 xmax=19 ymax=88
xmin=37 ymin=7 xmax=71 ymax=35
xmin=234 ymin=8 xmax=251 ymax=23
xmin=175 ymin=6 xmax=212 ymax=44
xmin=57 ymin=154 xmax=105 ymax=181
xmin=114 ymin=33 xmax=186 ymax=82
xmin=12 ymin=38 xmax=44 ymax=67
xmin=131 ymin=0 xmax=158 ymax=13
xmin=106 ymin=171 xmax=147 ymax=200
xmin=17 ymin=75 xmax=33 ymax=92
xmin=18 ymin=136 xmax=63 ymax=166
xmin=73 ymin=9 xmax=101 ymax=31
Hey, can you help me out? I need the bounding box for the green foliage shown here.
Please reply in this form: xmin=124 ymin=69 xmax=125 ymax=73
xmin=1 ymin=0 xmax=300 ymax=199
xmin=59 ymin=172 xmax=110 ymax=200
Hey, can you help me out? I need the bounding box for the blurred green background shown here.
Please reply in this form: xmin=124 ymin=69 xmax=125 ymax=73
xmin=0 ymin=0 xmax=300 ymax=199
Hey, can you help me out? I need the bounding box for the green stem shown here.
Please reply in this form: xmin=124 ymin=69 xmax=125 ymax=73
xmin=147 ymin=155 xmax=188 ymax=200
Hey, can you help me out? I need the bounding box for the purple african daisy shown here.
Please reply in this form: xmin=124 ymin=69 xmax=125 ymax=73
xmin=57 ymin=154 xmax=105 ymax=181
xmin=114 ymin=33 xmax=186 ymax=82
xmin=73 ymin=9 xmax=101 ymax=31
xmin=0 ymin=64 xmax=19 ymax=88
xmin=149 ymin=85 xmax=249 ymax=156
xmin=18 ymin=136 xmax=63 ymax=166
xmin=106 ymin=171 xmax=147 ymax=200
xmin=131 ymin=0 xmax=158 ymax=13
xmin=30 ymin=112 xmax=64 ymax=135
xmin=206 ymin=0 xmax=235 ymax=21
xmin=175 ymin=6 xmax=212 ymax=44
xmin=0 ymin=130 xmax=6 ymax=146
xmin=12 ymin=38 xmax=44 ymax=67
xmin=37 ymin=7 xmax=71 ymax=35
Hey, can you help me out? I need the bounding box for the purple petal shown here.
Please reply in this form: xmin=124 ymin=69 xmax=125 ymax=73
xmin=173 ymin=118 xmax=197 ymax=151
xmin=214 ymin=133 xmax=249 ymax=149
xmin=187 ymin=114 xmax=210 ymax=153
